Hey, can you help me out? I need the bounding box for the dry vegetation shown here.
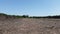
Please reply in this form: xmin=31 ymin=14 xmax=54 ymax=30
xmin=0 ymin=14 xmax=60 ymax=34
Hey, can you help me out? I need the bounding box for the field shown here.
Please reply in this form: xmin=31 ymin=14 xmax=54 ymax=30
xmin=0 ymin=17 xmax=60 ymax=34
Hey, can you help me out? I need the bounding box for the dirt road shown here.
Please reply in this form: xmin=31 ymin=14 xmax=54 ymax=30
xmin=0 ymin=18 xmax=60 ymax=34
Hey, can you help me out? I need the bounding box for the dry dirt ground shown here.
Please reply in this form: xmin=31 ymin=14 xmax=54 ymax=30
xmin=0 ymin=18 xmax=60 ymax=34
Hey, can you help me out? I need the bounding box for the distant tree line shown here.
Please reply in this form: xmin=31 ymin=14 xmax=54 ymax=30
xmin=0 ymin=13 xmax=60 ymax=18
xmin=0 ymin=13 xmax=29 ymax=18
xmin=30 ymin=15 xmax=60 ymax=19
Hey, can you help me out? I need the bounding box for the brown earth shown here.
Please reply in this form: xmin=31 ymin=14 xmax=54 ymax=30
xmin=0 ymin=16 xmax=60 ymax=34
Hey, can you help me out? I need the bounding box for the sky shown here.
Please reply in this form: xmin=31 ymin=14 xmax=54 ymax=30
xmin=0 ymin=0 xmax=60 ymax=16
